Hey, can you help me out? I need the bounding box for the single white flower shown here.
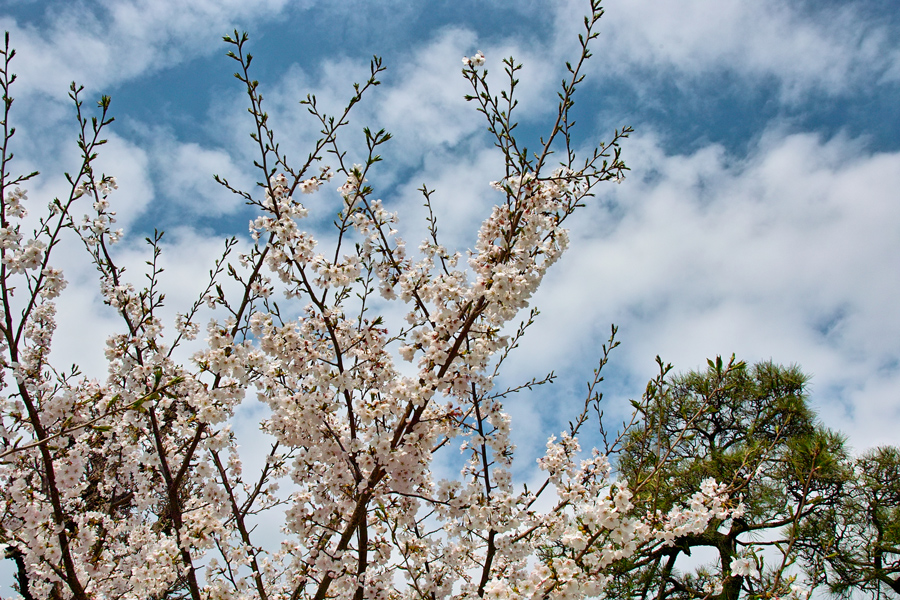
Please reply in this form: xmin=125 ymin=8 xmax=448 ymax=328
xmin=731 ymin=557 xmax=759 ymax=578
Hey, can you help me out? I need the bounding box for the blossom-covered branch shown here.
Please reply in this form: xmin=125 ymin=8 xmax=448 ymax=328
xmin=0 ymin=3 xmax=760 ymax=600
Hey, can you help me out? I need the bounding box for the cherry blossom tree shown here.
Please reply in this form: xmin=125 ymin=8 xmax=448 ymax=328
xmin=0 ymin=4 xmax=745 ymax=599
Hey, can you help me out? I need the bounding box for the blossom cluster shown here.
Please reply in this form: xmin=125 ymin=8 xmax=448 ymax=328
xmin=462 ymin=51 xmax=485 ymax=68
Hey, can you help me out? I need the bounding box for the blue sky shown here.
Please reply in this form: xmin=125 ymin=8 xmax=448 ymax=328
xmin=1 ymin=1 xmax=899 ymax=582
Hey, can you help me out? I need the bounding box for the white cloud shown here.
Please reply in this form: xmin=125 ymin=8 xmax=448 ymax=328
xmin=559 ymin=0 xmax=900 ymax=100
xmin=374 ymin=28 xmax=560 ymax=155
xmin=0 ymin=0 xmax=294 ymax=98
xmin=391 ymin=144 xmax=506 ymax=251
xmin=93 ymin=134 xmax=155 ymax=226
xmin=147 ymin=133 xmax=254 ymax=216
xmin=509 ymin=128 xmax=900 ymax=450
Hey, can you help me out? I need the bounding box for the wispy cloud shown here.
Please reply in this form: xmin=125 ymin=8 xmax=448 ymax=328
xmin=574 ymin=0 xmax=900 ymax=100
xmin=1 ymin=0 xmax=293 ymax=97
